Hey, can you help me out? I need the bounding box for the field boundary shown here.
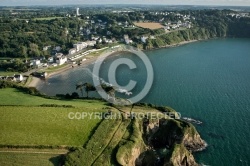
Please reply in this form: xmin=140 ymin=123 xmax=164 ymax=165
xmin=0 ymin=144 xmax=73 ymax=150
xmin=0 ymin=150 xmax=67 ymax=155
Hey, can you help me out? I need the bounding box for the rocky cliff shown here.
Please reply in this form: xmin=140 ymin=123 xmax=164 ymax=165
xmin=137 ymin=118 xmax=206 ymax=166
xmin=164 ymin=144 xmax=198 ymax=166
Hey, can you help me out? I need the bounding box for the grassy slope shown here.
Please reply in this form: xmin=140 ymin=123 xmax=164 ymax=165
xmin=33 ymin=17 xmax=64 ymax=20
xmin=0 ymin=88 xmax=107 ymax=146
xmin=0 ymin=71 xmax=19 ymax=76
xmin=92 ymin=119 xmax=131 ymax=166
xmin=0 ymin=152 xmax=64 ymax=166
xmin=0 ymin=88 xmax=103 ymax=107
xmin=0 ymin=106 xmax=102 ymax=146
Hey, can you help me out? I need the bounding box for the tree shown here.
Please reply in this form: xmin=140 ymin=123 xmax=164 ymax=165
xmin=20 ymin=46 xmax=28 ymax=60
xmin=100 ymin=83 xmax=116 ymax=99
xmin=71 ymin=92 xmax=79 ymax=99
xmin=83 ymin=83 xmax=96 ymax=98
xmin=29 ymin=43 xmax=40 ymax=57
xmin=76 ymin=82 xmax=84 ymax=97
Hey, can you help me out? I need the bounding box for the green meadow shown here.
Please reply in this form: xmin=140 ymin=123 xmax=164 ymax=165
xmin=0 ymin=151 xmax=65 ymax=166
xmin=33 ymin=17 xmax=64 ymax=20
xmin=0 ymin=88 xmax=107 ymax=146
xmin=0 ymin=88 xmax=104 ymax=107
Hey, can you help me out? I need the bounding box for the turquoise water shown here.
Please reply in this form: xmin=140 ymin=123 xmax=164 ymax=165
xmin=38 ymin=38 xmax=250 ymax=165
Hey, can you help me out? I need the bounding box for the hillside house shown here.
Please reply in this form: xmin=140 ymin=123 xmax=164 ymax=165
xmin=32 ymin=60 xmax=41 ymax=66
xmin=73 ymin=42 xmax=88 ymax=52
xmin=69 ymin=48 xmax=77 ymax=55
xmin=6 ymin=76 xmax=16 ymax=82
xmin=124 ymin=35 xmax=132 ymax=44
xmin=55 ymin=53 xmax=67 ymax=65
xmin=14 ymin=74 xmax=24 ymax=82
xmin=86 ymin=40 xmax=96 ymax=46
xmin=48 ymin=57 xmax=54 ymax=63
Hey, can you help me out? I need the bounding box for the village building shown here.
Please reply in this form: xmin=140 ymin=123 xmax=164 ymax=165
xmin=55 ymin=53 xmax=67 ymax=65
xmin=14 ymin=74 xmax=24 ymax=82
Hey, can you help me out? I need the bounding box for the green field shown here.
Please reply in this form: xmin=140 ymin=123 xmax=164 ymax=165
xmin=42 ymin=64 xmax=68 ymax=73
xmin=0 ymin=152 xmax=64 ymax=166
xmin=0 ymin=88 xmax=104 ymax=107
xmin=0 ymin=88 xmax=108 ymax=146
xmin=33 ymin=17 xmax=64 ymax=20
xmin=0 ymin=71 xmax=19 ymax=76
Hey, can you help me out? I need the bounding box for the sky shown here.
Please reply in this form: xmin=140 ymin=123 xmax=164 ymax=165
xmin=0 ymin=0 xmax=250 ymax=6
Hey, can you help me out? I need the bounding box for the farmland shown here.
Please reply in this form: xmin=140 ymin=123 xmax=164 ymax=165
xmin=134 ymin=22 xmax=164 ymax=29
xmin=0 ymin=149 xmax=66 ymax=166
xmin=33 ymin=17 xmax=64 ymax=20
xmin=0 ymin=88 xmax=104 ymax=107
xmin=0 ymin=106 xmax=103 ymax=146
xmin=0 ymin=88 xmax=108 ymax=146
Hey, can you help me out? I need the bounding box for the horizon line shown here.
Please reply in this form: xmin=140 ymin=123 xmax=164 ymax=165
xmin=1 ymin=4 xmax=250 ymax=7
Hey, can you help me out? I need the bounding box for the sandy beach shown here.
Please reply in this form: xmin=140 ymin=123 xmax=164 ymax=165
xmin=27 ymin=76 xmax=41 ymax=87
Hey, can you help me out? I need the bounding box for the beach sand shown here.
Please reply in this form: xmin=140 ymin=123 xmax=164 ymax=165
xmin=27 ymin=76 xmax=41 ymax=87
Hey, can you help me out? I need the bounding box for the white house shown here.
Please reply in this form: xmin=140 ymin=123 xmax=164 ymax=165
xmin=6 ymin=76 xmax=16 ymax=82
xmin=33 ymin=60 xmax=41 ymax=66
xmin=98 ymin=38 xmax=103 ymax=43
xmin=164 ymin=26 xmax=170 ymax=30
xmin=69 ymin=48 xmax=77 ymax=55
xmin=91 ymin=36 xmax=100 ymax=41
xmin=55 ymin=53 xmax=67 ymax=65
xmin=43 ymin=46 xmax=51 ymax=51
xmin=53 ymin=46 xmax=61 ymax=52
xmin=48 ymin=57 xmax=54 ymax=63
xmin=141 ymin=36 xmax=148 ymax=43
xmin=86 ymin=40 xmax=96 ymax=46
xmin=106 ymin=39 xmax=113 ymax=43
xmin=14 ymin=74 xmax=24 ymax=82
xmin=73 ymin=42 xmax=88 ymax=52
xmin=124 ymin=35 xmax=130 ymax=44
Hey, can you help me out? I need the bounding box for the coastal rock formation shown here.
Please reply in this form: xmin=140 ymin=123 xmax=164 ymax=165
xmin=149 ymin=119 xmax=207 ymax=151
xmin=139 ymin=118 xmax=206 ymax=166
xmin=182 ymin=130 xmax=207 ymax=152
xmin=164 ymin=144 xmax=198 ymax=166
xmin=64 ymin=106 xmax=206 ymax=166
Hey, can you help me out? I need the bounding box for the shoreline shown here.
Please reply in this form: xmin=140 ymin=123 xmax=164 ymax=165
xmin=27 ymin=76 xmax=41 ymax=87
xmin=142 ymin=39 xmax=199 ymax=51
xmin=27 ymin=39 xmax=201 ymax=88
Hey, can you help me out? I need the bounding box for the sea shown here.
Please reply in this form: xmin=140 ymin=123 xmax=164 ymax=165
xmin=38 ymin=38 xmax=250 ymax=166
